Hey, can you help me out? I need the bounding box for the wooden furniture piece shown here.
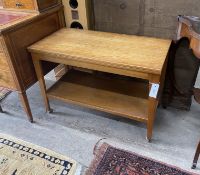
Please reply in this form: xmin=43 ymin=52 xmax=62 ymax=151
xmin=192 ymin=141 xmax=200 ymax=169
xmin=2 ymin=0 xmax=61 ymax=12
xmin=162 ymin=15 xmax=200 ymax=110
xmin=0 ymin=5 xmax=65 ymax=122
xmin=177 ymin=15 xmax=200 ymax=104
xmin=176 ymin=16 xmax=200 ymax=170
xmin=62 ymin=0 xmax=94 ymax=29
xmin=28 ymin=29 xmax=171 ymax=140
xmin=177 ymin=15 xmax=200 ymax=58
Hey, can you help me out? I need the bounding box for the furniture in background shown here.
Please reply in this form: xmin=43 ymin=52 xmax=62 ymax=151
xmin=62 ymin=0 xmax=94 ymax=29
xmin=163 ymin=15 xmax=200 ymax=170
xmin=28 ymin=29 xmax=171 ymax=141
xmin=55 ymin=0 xmax=95 ymax=79
xmin=0 ymin=1 xmax=65 ymax=122
xmin=162 ymin=15 xmax=200 ymax=110
xmin=2 ymin=0 xmax=61 ymax=12
xmin=176 ymin=15 xmax=200 ymax=58
xmin=192 ymin=141 xmax=200 ymax=169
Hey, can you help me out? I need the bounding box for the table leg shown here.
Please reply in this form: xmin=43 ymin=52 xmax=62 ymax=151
xmin=18 ymin=91 xmax=33 ymax=123
xmin=147 ymin=75 xmax=160 ymax=142
xmin=192 ymin=141 xmax=200 ymax=169
xmin=32 ymin=59 xmax=52 ymax=113
xmin=0 ymin=105 xmax=3 ymax=113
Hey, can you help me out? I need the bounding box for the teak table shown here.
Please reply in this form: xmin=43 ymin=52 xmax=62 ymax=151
xmin=28 ymin=29 xmax=171 ymax=141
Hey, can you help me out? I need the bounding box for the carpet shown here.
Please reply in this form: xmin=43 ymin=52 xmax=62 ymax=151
xmin=86 ymin=143 xmax=196 ymax=175
xmin=0 ymin=133 xmax=77 ymax=175
xmin=0 ymin=87 xmax=11 ymax=101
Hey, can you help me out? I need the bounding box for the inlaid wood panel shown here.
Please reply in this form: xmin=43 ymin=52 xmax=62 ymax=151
xmin=0 ymin=70 xmax=15 ymax=89
xmin=0 ymin=37 xmax=15 ymax=88
xmin=0 ymin=37 xmax=9 ymax=71
xmin=0 ymin=53 xmax=9 ymax=71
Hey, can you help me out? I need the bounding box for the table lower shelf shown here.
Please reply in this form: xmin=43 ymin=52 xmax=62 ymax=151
xmin=47 ymin=70 xmax=149 ymax=123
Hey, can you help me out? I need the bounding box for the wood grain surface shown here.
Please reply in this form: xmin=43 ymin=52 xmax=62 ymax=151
xmin=0 ymin=5 xmax=64 ymax=122
xmin=29 ymin=28 xmax=170 ymax=140
xmin=29 ymin=29 xmax=171 ymax=75
xmin=47 ymin=70 xmax=149 ymax=122
xmin=3 ymin=0 xmax=35 ymax=10
xmin=0 ymin=10 xmax=37 ymax=32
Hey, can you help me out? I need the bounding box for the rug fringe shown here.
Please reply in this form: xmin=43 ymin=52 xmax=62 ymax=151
xmin=93 ymin=138 xmax=107 ymax=156
xmin=85 ymin=143 xmax=109 ymax=175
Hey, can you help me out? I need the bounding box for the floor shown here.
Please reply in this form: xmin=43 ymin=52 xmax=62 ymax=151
xmin=0 ymin=74 xmax=200 ymax=174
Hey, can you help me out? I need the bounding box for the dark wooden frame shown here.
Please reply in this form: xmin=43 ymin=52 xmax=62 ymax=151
xmin=0 ymin=5 xmax=65 ymax=122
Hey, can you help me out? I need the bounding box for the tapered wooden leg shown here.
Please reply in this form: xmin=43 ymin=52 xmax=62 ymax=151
xmin=0 ymin=105 xmax=3 ymax=113
xmin=147 ymin=97 xmax=158 ymax=142
xmin=147 ymin=75 xmax=160 ymax=142
xmin=32 ymin=58 xmax=52 ymax=113
xmin=192 ymin=141 xmax=200 ymax=169
xmin=18 ymin=92 xmax=33 ymax=123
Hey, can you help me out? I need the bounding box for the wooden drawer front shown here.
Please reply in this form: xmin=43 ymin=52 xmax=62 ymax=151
xmin=3 ymin=0 xmax=16 ymax=9
xmin=0 ymin=70 xmax=15 ymax=89
xmin=4 ymin=0 xmax=35 ymax=10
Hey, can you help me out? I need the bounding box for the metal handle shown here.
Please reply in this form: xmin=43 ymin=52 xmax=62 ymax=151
xmin=16 ymin=2 xmax=23 ymax=7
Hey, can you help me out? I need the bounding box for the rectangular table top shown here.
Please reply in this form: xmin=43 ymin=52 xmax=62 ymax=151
xmin=28 ymin=28 xmax=171 ymax=75
xmin=0 ymin=10 xmax=37 ymax=33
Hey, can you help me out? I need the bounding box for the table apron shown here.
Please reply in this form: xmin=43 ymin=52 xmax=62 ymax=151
xmin=32 ymin=55 xmax=151 ymax=80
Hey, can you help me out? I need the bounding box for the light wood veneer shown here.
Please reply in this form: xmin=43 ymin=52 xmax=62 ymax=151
xmin=29 ymin=29 xmax=171 ymax=140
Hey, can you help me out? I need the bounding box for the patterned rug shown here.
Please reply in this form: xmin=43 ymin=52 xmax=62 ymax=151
xmin=86 ymin=143 xmax=196 ymax=175
xmin=0 ymin=87 xmax=11 ymax=101
xmin=0 ymin=133 xmax=77 ymax=175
